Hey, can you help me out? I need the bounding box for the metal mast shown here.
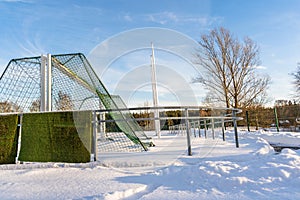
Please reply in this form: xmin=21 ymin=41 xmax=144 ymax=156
xmin=150 ymin=43 xmax=161 ymax=138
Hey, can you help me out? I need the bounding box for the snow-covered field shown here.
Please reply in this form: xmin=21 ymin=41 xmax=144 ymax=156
xmin=1 ymin=129 xmax=300 ymax=200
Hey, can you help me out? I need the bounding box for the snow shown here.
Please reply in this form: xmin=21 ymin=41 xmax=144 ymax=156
xmin=1 ymin=129 xmax=300 ymax=199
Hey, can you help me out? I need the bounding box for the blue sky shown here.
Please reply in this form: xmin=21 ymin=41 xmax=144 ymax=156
xmin=0 ymin=0 xmax=300 ymax=106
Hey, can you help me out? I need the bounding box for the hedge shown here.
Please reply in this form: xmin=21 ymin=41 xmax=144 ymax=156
xmin=0 ymin=114 xmax=18 ymax=164
xmin=18 ymin=111 xmax=92 ymax=163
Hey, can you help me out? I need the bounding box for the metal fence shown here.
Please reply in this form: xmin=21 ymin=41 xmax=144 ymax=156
xmin=237 ymin=105 xmax=300 ymax=132
xmin=94 ymin=106 xmax=243 ymax=157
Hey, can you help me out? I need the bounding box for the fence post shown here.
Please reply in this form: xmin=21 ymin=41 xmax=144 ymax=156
xmin=255 ymin=113 xmax=259 ymax=130
xmin=193 ymin=122 xmax=196 ymax=137
xmin=222 ymin=118 xmax=225 ymax=141
xmin=185 ymin=108 xmax=192 ymax=156
xmin=211 ymin=118 xmax=215 ymax=139
xmin=246 ymin=111 xmax=250 ymax=132
xmin=232 ymin=109 xmax=239 ymax=148
xmin=204 ymin=119 xmax=207 ymax=139
xmin=198 ymin=120 xmax=201 ymax=138
xmin=179 ymin=124 xmax=182 ymax=135
xmin=15 ymin=114 xmax=23 ymax=164
xmin=92 ymin=111 xmax=97 ymax=161
xmin=274 ymin=107 xmax=280 ymax=132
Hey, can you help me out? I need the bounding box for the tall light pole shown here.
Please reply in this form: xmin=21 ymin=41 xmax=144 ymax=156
xmin=150 ymin=43 xmax=161 ymax=138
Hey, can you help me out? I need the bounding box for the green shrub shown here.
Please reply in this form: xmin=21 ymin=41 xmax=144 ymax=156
xmin=0 ymin=114 xmax=18 ymax=164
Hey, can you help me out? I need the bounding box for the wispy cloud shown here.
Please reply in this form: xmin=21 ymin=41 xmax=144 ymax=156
xmin=0 ymin=0 xmax=33 ymax=3
xmin=147 ymin=12 xmax=177 ymax=25
xmin=0 ymin=58 xmax=8 ymax=74
xmin=146 ymin=11 xmax=222 ymax=26
xmin=253 ymin=65 xmax=267 ymax=70
xmin=17 ymin=40 xmax=44 ymax=56
xmin=123 ymin=14 xmax=133 ymax=22
xmin=271 ymin=12 xmax=300 ymax=28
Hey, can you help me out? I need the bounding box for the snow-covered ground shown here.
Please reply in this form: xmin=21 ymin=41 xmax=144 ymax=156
xmin=1 ymin=129 xmax=300 ymax=200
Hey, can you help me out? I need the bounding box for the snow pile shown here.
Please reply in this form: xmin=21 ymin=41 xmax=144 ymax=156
xmin=253 ymin=137 xmax=275 ymax=155
xmin=258 ymin=129 xmax=300 ymax=147
xmin=1 ymin=130 xmax=300 ymax=199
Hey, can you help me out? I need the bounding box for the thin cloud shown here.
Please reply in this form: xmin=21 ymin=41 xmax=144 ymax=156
xmin=16 ymin=36 xmax=45 ymax=56
xmin=0 ymin=58 xmax=8 ymax=75
xmin=147 ymin=12 xmax=178 ymax=25
xmin=185 ymin=16 xmax=223 ymax=26
xmin=123 ymin=14 xmax=133 ymax=22
xmin=146 ymin=11 xmax=222 ymax=27
xmin=271 ymin=12 xmax=300 ymax=29
xmin=253 ymin=65 xmax=267 ymax=70
xmin=0 ymin=0 xmax=33 ymax=3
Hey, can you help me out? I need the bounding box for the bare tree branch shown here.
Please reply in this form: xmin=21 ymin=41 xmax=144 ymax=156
xmin=194 ymin=27 xmax=270 ymax=108
xmin=291 ymin=64 xmax=300 ymax=100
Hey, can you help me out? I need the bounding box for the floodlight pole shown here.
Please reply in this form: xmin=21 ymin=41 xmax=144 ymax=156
xmin=151 ymin=43 xmax=161 ymax=138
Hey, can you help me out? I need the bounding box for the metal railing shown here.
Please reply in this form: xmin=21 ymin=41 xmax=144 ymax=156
xmin=93 ymin=106 xmax=243 ymax=157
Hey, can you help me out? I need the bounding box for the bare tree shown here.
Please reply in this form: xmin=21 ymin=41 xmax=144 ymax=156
xmin=194 ymin=27 xmax=270 ymax=108
xmin=29 ymin=99 xmax=40 ymax=112
xmin=0 ymin=101 xmax=22 ymax=113
xmin=55 ymin=91 xmax=74 ymax=110
xmin=292 ymin=63 xmax=300 ymax=100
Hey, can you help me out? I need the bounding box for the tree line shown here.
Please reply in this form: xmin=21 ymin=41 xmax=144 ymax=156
xmin=0 ymin=91 xmax=74 ymax=113
xmin=237 ymin=100 xmax=300 ymax=129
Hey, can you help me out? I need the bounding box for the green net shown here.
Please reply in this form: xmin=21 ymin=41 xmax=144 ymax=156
xmin=111 ymin=95 xmax=153 ymax=143
xmin=51 ymin=54 xmax=148 ymax=151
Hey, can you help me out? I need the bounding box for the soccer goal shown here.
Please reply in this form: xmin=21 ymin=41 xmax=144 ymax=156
xmin=0 ymin=53 xmax=152 ymax=163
